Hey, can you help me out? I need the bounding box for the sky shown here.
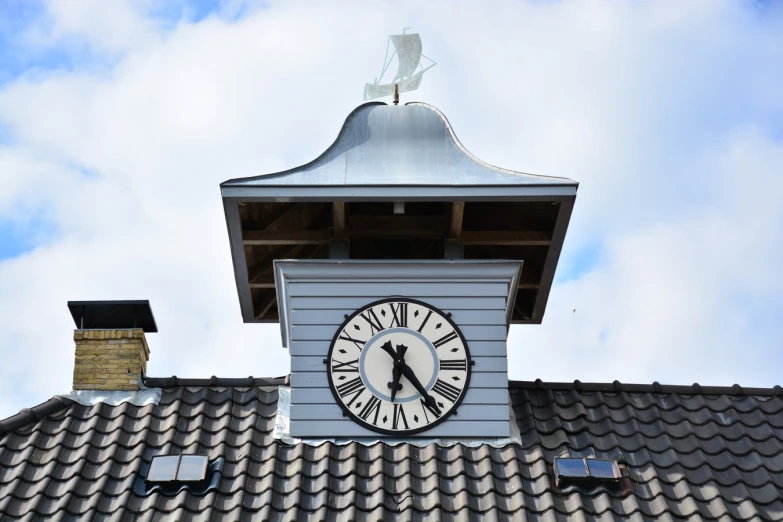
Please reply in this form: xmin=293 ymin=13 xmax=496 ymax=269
xmin=0 ymin=0 xmax=782 ymax=420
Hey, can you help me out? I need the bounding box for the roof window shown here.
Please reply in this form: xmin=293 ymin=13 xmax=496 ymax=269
xmin=147 ymin=454 xmax=208 ymax=483
xmin=554 ymin=457 xmax=621 ymax=487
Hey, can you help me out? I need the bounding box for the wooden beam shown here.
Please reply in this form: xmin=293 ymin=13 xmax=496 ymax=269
xmin=461 ymin=231 xmax=551 ymax=246
xmin=242 ymin=230 xmax=331 ymax=245
xmin=450 ymin=202 xmax=465 ymax=239
xmin=348 ymin=215 xmax=447 ymax=238
xmin=254 ymin=290 xmax=277 ymax=320
xmin=263 ymin=202 xmax=327 ymax=232
xmin=248 ymin=243 xmax=307 ymax=285
xmin=333 ymin=202 xmax=347 ymax=240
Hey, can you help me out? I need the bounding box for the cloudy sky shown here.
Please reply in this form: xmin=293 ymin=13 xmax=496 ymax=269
xmin=1 ymin=0 xmax=782 ymax=419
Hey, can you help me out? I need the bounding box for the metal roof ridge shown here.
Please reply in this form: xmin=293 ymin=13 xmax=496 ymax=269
xmin=0 ymin=396 xmax=74 ymax=435
xmin=404 ymin=101 xmax=577 ymax=184
xmin=220 ymin=101 xmax=578 ymax=188
xmin=509 ymin=379 xmax=783 ymax=396
xmin=141 ymin=375 xmax=290 ymax=388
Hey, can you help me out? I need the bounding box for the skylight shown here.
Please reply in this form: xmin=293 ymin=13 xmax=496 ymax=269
xmin=554 ymin=457 xmax=621 ymax=486
xmin=147 ymin=455 xmax=208 ymax=483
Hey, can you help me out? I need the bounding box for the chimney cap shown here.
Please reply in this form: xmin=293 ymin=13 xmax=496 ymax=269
xmin=67 ymin=300 xmax=158 ymax=332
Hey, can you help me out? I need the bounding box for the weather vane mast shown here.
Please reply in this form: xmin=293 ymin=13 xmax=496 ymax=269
xmin=363 ymin=29 xmax=436 ymax=101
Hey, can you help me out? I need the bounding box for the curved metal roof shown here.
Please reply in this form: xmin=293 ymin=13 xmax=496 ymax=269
xmin=221 ymin=102 xmax=577 ymax=195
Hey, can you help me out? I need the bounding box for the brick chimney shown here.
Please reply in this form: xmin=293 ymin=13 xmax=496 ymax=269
xmin=68 ymin=301 xmax=156 ymax=391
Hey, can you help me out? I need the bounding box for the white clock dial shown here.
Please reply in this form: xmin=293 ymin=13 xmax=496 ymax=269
xmin=326 ymin=298 xmax=471 ymax=435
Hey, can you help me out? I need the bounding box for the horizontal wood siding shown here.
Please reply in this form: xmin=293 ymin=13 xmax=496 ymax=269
xmin=290 ymin=296 xmax=507 ymax=311
xmin=291 ymin=403 xmax=509 ymax=421
xmin=286 ymin=277 xmax=511 ymax=438
xmin=290 ymin=420 xmax=512 ymax=438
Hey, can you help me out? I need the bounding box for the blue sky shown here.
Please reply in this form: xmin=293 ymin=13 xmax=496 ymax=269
xmin=1 ymin=0 xmax=782 ymax=419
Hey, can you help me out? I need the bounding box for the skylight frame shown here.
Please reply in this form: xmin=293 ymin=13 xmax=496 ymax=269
xmin=553 ymin=457 xmax=622 ymax=487
xmin=146 ymin=454 xmax=210 ymax=484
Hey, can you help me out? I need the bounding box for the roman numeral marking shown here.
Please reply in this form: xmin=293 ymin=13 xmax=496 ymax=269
xmin=359 ymin=309 xmax=385 ymax=335
xmin=440 ymin=359 xmax=467 ymax=371
xmin=432 ymin=379 xmax=461 ymax=402
xmin=420 ymin=397 xmax=441 ymax=423
xmin=332 ymin=359 xmax=359 ymax=373
xmin=336 ymin=377 xmax=364 ymax=399
xmin=433 ymin=331 xmax=459 ymax=348
xmin=417 ymin=310 xmax=433 ymax=332
xmin=358 ymin=395 xmax=382 ymax=424
xmin=390 ymin=302 xmax=408 ymax=328
xmin=392 ymin=403 xmax=409 ymax=430
xmin=338 ymin=331 xmax=366 ymax=350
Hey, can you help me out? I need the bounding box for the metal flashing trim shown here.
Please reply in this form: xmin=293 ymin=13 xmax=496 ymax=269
xmin=62 ymin=388 xmax=162 ymax=408
xmin=510 ymin=379 xmax=783 ymax=396
xmin=273 ymin=386 xmax=523 ymax=447
xmin=221 ymin=185 xmax=578 ymax=200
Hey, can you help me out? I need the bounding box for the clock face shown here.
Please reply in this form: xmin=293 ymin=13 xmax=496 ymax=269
xmin=326 ymin=298 xmax=471 ymax=436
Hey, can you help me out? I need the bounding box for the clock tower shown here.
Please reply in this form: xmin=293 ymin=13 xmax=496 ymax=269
xmin=221 ymin=102 xmax=577 ymax=438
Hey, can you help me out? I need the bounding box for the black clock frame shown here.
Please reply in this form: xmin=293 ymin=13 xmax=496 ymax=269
xmin=326 ymin=297 xmax=473 ymax=436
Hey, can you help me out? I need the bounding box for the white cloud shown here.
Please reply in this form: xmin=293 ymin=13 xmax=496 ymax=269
xmin=0 ymin=1 xmax=782 ymax=418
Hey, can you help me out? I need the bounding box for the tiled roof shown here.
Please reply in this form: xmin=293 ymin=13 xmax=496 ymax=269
xmin=1 ymin=380 xmax=782 ymax=521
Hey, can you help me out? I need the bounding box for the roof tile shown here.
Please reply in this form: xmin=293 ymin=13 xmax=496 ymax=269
xmin=2 ymin=383 xmax=783 ymax=520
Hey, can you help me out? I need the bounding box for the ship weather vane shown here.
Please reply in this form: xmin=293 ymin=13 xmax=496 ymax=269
xmin=363 ymin=28 xmax=436 ymax=101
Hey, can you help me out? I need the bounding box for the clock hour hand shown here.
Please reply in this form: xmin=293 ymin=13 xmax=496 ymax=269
xmin=384 ymin=343 xmax=408 ymax=403
xmin=398 ymin=363 xmax=441 ymax=415
xmin=389 ymin=366 xmax=402 ymax=403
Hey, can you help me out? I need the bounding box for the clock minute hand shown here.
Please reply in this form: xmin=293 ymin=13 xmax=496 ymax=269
xmin=398 ymin=363 xmax=441 ymax=415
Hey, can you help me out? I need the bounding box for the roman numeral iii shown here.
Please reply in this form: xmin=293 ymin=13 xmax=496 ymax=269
xmin=440 ymin=359 xmax=467 ymax=371
xmin=432 ymin=379 xmax=461 ymax=402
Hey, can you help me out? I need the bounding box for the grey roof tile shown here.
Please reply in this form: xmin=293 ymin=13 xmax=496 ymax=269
xmin=2 ymin=383 xmax=783 ymax=520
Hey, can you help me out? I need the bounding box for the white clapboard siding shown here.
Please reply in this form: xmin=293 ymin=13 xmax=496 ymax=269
xmin=290 ymin=296 xmax=508 ymax=311
xmin=291 ymin=403 xmax=509 ymax=421
xmin=288 ymin=282 xmax=511 ymax=298
xmin=290 ymin=420 xmax=512 ymax=438
xmin=277 ymin=261 xmax=519 ymax=438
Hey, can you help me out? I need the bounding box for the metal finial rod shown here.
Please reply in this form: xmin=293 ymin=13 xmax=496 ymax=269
xmin=393 ymin=83 xmax=399 ymax=105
